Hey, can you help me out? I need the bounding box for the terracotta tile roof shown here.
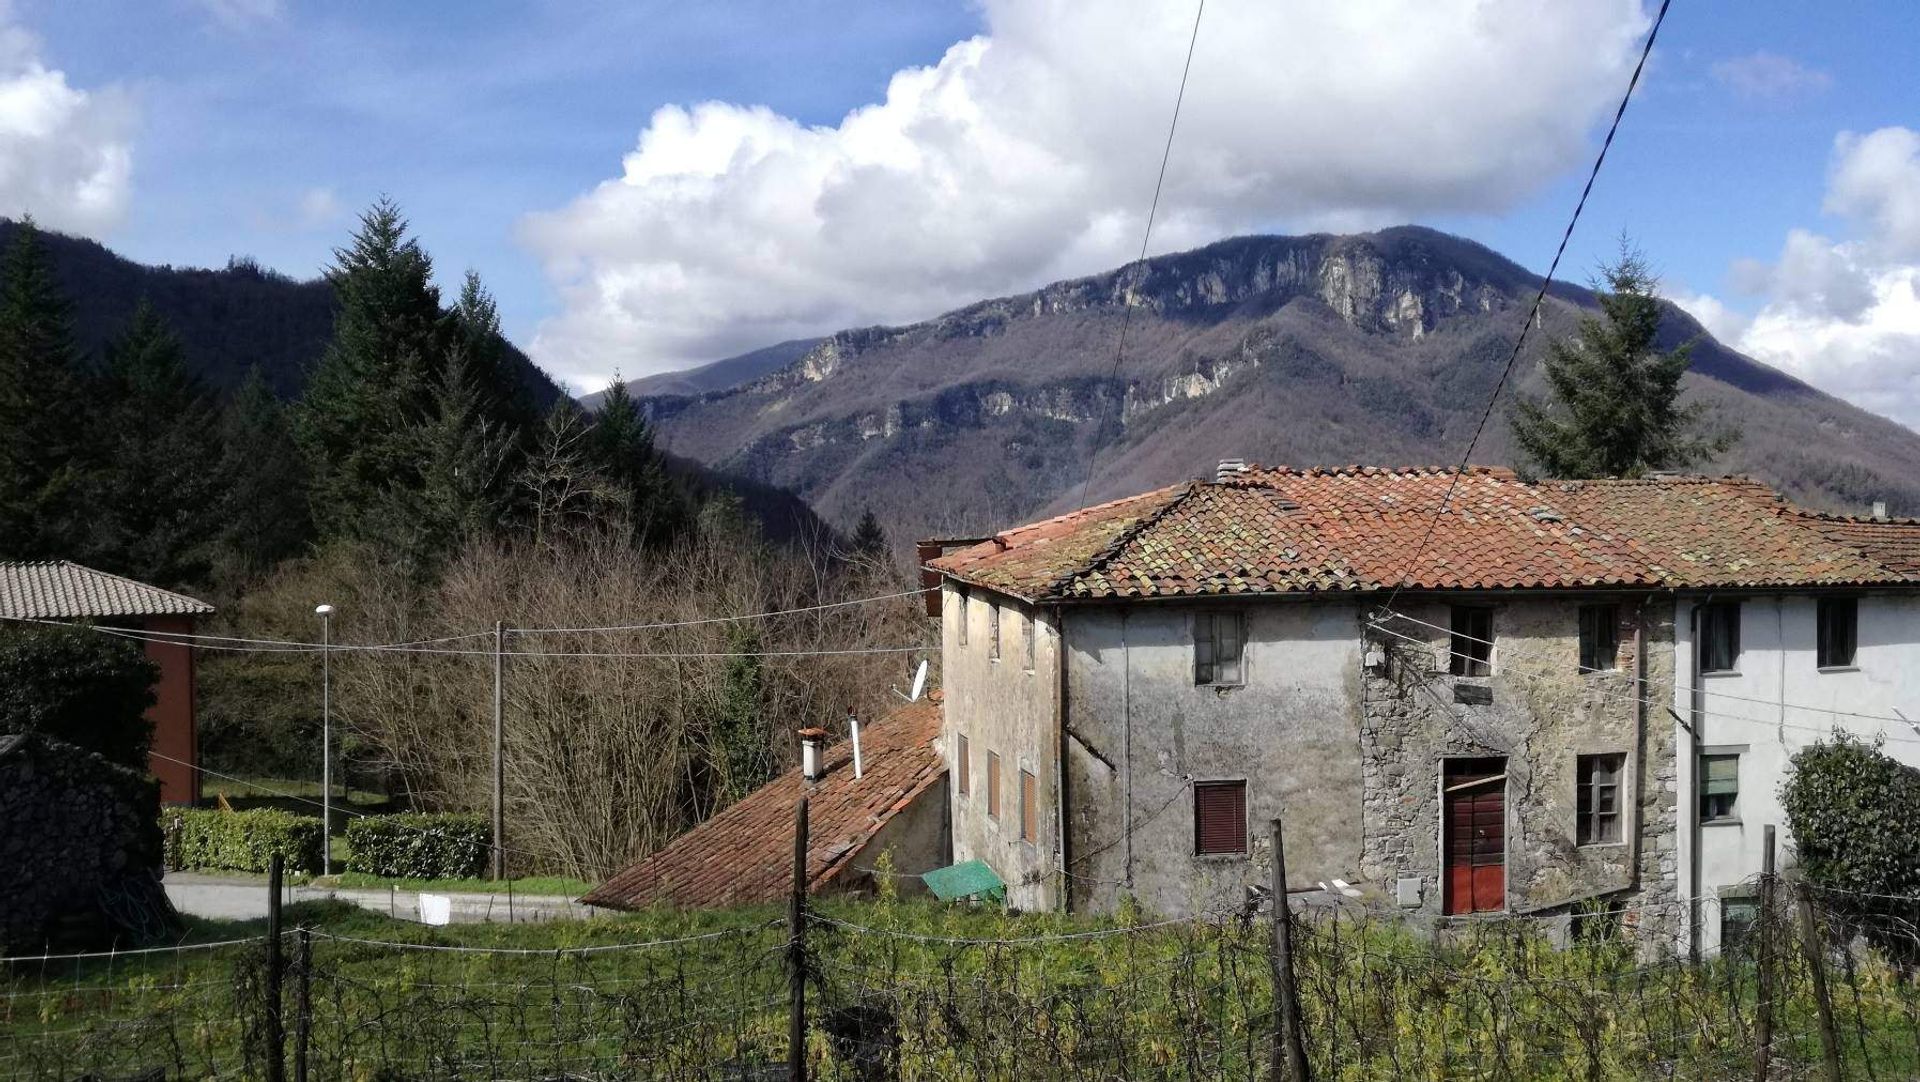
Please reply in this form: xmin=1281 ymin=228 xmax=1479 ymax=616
xmin=583 ymin=697 xmax=945 ymax=911
xmin=927 ymin=466 xmax=1920 ymax=602
xmin=0 ymin=560 xmax=214 ymax=619
xmin=1790 ymin=512 xmax=1920 ymax=578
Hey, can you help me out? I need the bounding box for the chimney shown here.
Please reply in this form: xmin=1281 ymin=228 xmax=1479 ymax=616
xmin=1216 ymin=458 xmax=1247 ymax=483
xmin=916 ymin=540 xmax=944 ymax=616
xmin=848 ymin=709 xmax=864 ymax=780
xmin=1873 ymin=500 xmax=1890 ymax=521
xmin=798 ymin=727 xmax=828 ymax=782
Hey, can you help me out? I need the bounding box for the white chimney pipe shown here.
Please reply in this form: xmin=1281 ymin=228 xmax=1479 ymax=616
xmin=1873 ymin=500 xmax=1889 ymax=521
xmin=849 ymin=710 xmax=864 ymax=780
xmin=1216 ymin=458 xmax=1246 ymax=482
xmin=799 ymin=728 xmax=826 ymax=782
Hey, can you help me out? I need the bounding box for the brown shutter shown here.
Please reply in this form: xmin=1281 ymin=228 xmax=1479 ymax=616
xmin=1020 ymin=770 xmax=1038 ymax=841
xmin=1193 ymin=781 xmax=1247 ymax=855
xmin=986 ymin=752 xmax=1001 ymax=819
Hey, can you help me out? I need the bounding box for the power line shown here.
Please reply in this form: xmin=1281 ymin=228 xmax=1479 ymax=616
xmin=508 ymin=587 xmax=932 ymax=635
xmin=1074 ymin=0 xmax=1205 ymax=512
xmin=1384 ymin=0 xmax=1674 ymax=610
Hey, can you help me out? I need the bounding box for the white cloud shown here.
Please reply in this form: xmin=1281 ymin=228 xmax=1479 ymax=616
xmin=296 ymin=186 xmax=340 ymax=229
xmin=523 ymin=0 xmax=1652 ymax=386
xmin=0 ymin=10 xmax=133 ymax=236
xmin=1685 ymin=128 xmax=1920 ymax=428
xmin=188 ymin=0 xmax=283 ymax=31
xmin=1709 ymin=51 xmax=1831 ymax=101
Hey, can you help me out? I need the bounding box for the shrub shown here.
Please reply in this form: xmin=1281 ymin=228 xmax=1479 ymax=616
xmin=1781 ymin=732 xmax=1920 ymax=902
xmin=166 ymin=807 xmax=324 ymax=875
xmin=0 ymin=625 xmax=158 ymax=767
xmin=345 ymin=813 xmax=489 ymax=879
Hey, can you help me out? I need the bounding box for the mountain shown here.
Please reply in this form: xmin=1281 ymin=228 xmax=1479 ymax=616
xmin=0 ymin=219 xmax=563 ymax=407
xmin=639 ymin=226 xmax=1920 ymax=539
xmin=584 ymin=337 xmax=823 ymax=405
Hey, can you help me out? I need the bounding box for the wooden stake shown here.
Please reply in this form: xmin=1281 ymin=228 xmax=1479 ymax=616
xmin=1797 ymin=885 xmax=1842 ymax=1082
xmin=1753 ymin=824 xmax=1776 ymax=1082
xmin=1269 ymin=818 xmax=1310 ymax=1082
xmin=265 ymin=854 xmax=285 ymax=1082
xmin=492 ymin=620 xmax=506 ymax=882
xmin=789 ymin=796 xmax=810 ymax=1082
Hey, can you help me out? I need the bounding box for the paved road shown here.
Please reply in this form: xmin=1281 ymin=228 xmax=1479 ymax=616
xmin=164 ymin=872 xmax=600 ymax=924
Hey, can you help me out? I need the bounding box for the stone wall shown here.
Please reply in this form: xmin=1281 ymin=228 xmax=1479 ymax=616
xmin=1360 ymin=595 xmax=1678 ymax=943
xmin=0 ymin=732 xmax=176 ymax=952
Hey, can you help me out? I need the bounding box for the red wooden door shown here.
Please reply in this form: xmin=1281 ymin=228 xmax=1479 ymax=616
xmin=1443 ymin=758 xmax=1506 ymax=915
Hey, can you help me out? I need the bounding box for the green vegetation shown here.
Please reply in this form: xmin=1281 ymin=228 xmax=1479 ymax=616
xmin=343 ymin=812 xmax=488 ymax=879
xmin=0 ymin=624 xmax=157 ymax=767
xmin=6 ymin=897 xmax=1919 ymax=1080
xmin=166 ymin=807 xmax=324 ymax=875
xmin=322 ymin=872 xmax=593 ymax=896
xmin=1509 ymin=243 xmax=1737 ymax=478
xmin=1783 ymin=732 xmax=1920 ymax=941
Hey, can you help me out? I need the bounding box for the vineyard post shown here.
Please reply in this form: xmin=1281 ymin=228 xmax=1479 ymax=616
xmin=789 ymin=795 xmax=811 ymax=1082
xmin=294 ymin=926 xmax=312 ymax=1082
xmin=1796 ymin=883 xmax=1842 ymax=1081
xmin=1269 ymin=817 xmax=1309 ymax=1082
xmin=265 ymin=853 xmax=286 ymax=1082
xmin=1753 ymin=824 xmax=1776 ymax=1082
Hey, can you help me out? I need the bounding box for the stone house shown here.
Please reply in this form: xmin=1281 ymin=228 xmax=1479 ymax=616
xmin=924 ymin=465 xmax=1920 ymax=947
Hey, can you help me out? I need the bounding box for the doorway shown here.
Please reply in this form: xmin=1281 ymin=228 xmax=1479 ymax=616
xmin=1443 ymin=756 xmax=1507 ymax=915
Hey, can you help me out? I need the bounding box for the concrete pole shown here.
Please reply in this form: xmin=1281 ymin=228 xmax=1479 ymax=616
xmin=492 ymin=620 xmax=506 ymax=881
xmin=319 ymin=609 xmax=332 ymax=878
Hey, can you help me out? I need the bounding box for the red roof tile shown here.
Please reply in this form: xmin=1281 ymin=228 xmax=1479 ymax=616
xmin=928 ymin=467 xmax=1920 ymax=602
xmin=583 ymin=698 xmax=944 ymax=911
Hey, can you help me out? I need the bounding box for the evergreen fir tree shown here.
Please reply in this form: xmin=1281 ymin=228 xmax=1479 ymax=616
xmin=850 ymin=508 xmax=887 ymax=558
xmin=387 ymin=346 xmax=514 ymax=572
xmin=451 ymin=270 xmax=539 ymax=436
xmin=0 ymin=220 xmax=88 ymax=559
xmin=1508 ymin=246 xmax=1737 ymax=478
xmin=295 ymin=199 xmax=446 ymax=541
xmin=84 ymin=301 xmax=224 ymax=586
xmin=215 ymin=367 xmax=312 ymax=584
xmin=591 ymin=376 xmax=686 ymax=546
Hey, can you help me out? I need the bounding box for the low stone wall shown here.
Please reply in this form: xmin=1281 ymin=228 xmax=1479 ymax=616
xmin=0 ymin=732 xmax=176 ymax=952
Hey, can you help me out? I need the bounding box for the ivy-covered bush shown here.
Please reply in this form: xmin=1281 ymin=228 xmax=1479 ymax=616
xmin=344 ymin=813 xmax=488 ymax=879
xmin=166 ymin=807 xmax=324 ymax=875
xmin=1780 ymin=733 xmax=1920 ymax=903
xmin=0 ymin=625 xmax=158 ymax=767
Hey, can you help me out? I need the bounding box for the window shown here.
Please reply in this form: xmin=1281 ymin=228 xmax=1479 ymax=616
xmin=1194 ymin=611 xmax=1245 ymax=686
xmin=1022 ymin=612 xmax=1036 ymax=672
xmin=1578 ymin=604 xmax=1620 ymax=672
xmin=988 ymin=601 xmax=1001 ymax=662
xmin=1576 ymin=754 xmax=1625 ymax=845
xmin=986 ymin=751 xmax=1002 ymax=820
xmin=1700 ymin=753 xmax=1740 ymax=823
xmin=1449 ymin=607 xmax=1494 ymax=677
xmin=956 ymin=590 xmax=968 ymax=647
xmin=1193 ymin=780 xmax=1248 ymax=855
xmin=956 ymin=734 xmax=970 ymax=797
xmin=1019 ymin=769 xmax=1038 ymax=842
xmin=1700 ymin=602 xmax=1741 ymax=673
xmin=1818 ymin=598 xmax=1857 ymax=669
xmin=1720 ymin=895 xmax=1760 ymax=956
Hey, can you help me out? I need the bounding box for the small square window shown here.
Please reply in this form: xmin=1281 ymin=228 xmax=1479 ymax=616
xmin=986 ymin=751 xmax=1001 ymax=820
xmin=1450 ymin=607 xmax=1493 ymax=677
xmin=1721 ymin=896 xmax=1760 ymax=955
xmin=1193 ymin=780 xmax=1248 ymax=855
xmin=1700 ymin=753 xmax=1740 ymax=823
xmin=1022 ymin=612 xmax=1036 ymax=672
xmin=988 ymin=602 xmax=1001 ymax=662
xmin=1576 ymin=753 xmax=1624 ymax=845
xmin=956 ymin=734 xmax=970 ymax=797
xmin=1578 ymin=604 xmax=1620 ymax=673
xmin=1818 ymin=598 xmax=1857 ymax=669
xmin=1195 ymin=611 xmax=1245 ymax=686
xmin=1701 ymin=602 xmax=1741 ymax=673
xmin=1019 ymin=769 xmax=1038 ymax=842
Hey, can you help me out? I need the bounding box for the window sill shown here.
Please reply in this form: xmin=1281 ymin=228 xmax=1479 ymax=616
xmin=1701 ymin=669 xmax=1741 ymax=678
xmin=1816 ymin=665 xmax=1860 ymax=674
xmin=1576 ymin=841 xmax=1629 ymax=850
xmin=1195 ymin=683 xmax=1245 ymax=692
xmin=1702 ymin=817 xmax=1742 ymax=828
xmin=1193 ymin=852 xmax=1248 ymax=862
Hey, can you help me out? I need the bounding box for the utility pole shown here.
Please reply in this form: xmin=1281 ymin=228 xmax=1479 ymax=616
xmin=492 ymin=620 xmax=506 ymax=881
xmin=314 ymin=604 xmax=334 ymax=877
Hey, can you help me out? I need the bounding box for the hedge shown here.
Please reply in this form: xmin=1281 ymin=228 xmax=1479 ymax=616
xmin=345 ymin=813 xmax=489 ymax=879
xmin=1781 ymin=733 xmax=1920 ymax=901
xmin=166 ymin=807 xmax=324 ymax=875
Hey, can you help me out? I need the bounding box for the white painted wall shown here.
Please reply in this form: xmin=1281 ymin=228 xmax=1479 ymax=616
xmin=1673 ymin=592 xmax=1920 ymax=954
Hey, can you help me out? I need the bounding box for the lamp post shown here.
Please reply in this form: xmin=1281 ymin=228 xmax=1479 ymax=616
xmin=315 ymin=604 xmax=334 ymax=877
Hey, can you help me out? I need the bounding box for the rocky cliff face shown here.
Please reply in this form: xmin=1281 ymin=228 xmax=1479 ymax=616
xmin=643 ymin=226 xmax=1920 ymax=541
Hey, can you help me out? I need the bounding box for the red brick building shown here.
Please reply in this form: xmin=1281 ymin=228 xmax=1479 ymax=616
xmin=0 ymin=561 xmax=214 ymax=805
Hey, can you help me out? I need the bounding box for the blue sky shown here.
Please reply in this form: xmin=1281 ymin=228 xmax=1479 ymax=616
xmin=6 ymin=1 xmax=1920 ymax=421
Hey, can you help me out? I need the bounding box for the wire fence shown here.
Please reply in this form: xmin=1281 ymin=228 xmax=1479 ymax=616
xmin=8 ymin=881 xmax=1920 ymax=1080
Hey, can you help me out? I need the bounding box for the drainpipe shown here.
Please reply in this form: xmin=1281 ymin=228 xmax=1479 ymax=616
xmin=1684 ymin=597 xmax=1708 ymax=961
xmin=1052 ymin=604 xmax=1070 ymax=914
xmin=1122 ymin=610 xmax=1134 ymax=889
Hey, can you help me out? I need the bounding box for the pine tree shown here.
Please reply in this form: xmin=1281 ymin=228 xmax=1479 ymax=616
xmin=850 ymin=509 xmax=888 ymax=558
xmin=84 ymin=301 xmax=224 ymax=586
xmin=591 ymin=377 xmax=686 ymax=546
xmin=384 ymin=346 xmax=514 ymax=572
xmin=215 ymin=367 xmax=312 ymax=584
xmin=1508 ymin=246 xmax=1737 ymax=478
xmin=295 ymin=199 xmax=446 ymax=541
xmin=451 ymin=270 xmax=539 ymax=436
xmin=0 ymin=220 xmax=88 ymax=559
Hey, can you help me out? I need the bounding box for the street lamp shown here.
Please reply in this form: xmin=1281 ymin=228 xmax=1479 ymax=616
xmin=315 ymin=603 xmax=334 ymax=876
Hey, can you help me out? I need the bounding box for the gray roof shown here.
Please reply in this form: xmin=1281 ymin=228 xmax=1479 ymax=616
xmin=0 ymin=561 xmax=214 ymax=620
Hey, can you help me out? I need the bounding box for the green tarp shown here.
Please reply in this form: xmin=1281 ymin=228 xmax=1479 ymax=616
xmin=921 ymin=859 xmax=1005 ymax=904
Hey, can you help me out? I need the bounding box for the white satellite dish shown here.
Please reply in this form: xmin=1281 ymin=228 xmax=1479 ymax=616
xmin=894 ymin=659 xmax=930 ymax=702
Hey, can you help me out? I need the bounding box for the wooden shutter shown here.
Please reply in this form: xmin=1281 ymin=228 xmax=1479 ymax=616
xmin=956 ymin=734 xmax=969 ymax=796
xmin=1193 ymin=781 xmax=1247 ymax=855
xmin=1019 ymin=770 xmax=1038 ymax=842
xmin=986 ymin=752 xmax=1001 ymax=819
